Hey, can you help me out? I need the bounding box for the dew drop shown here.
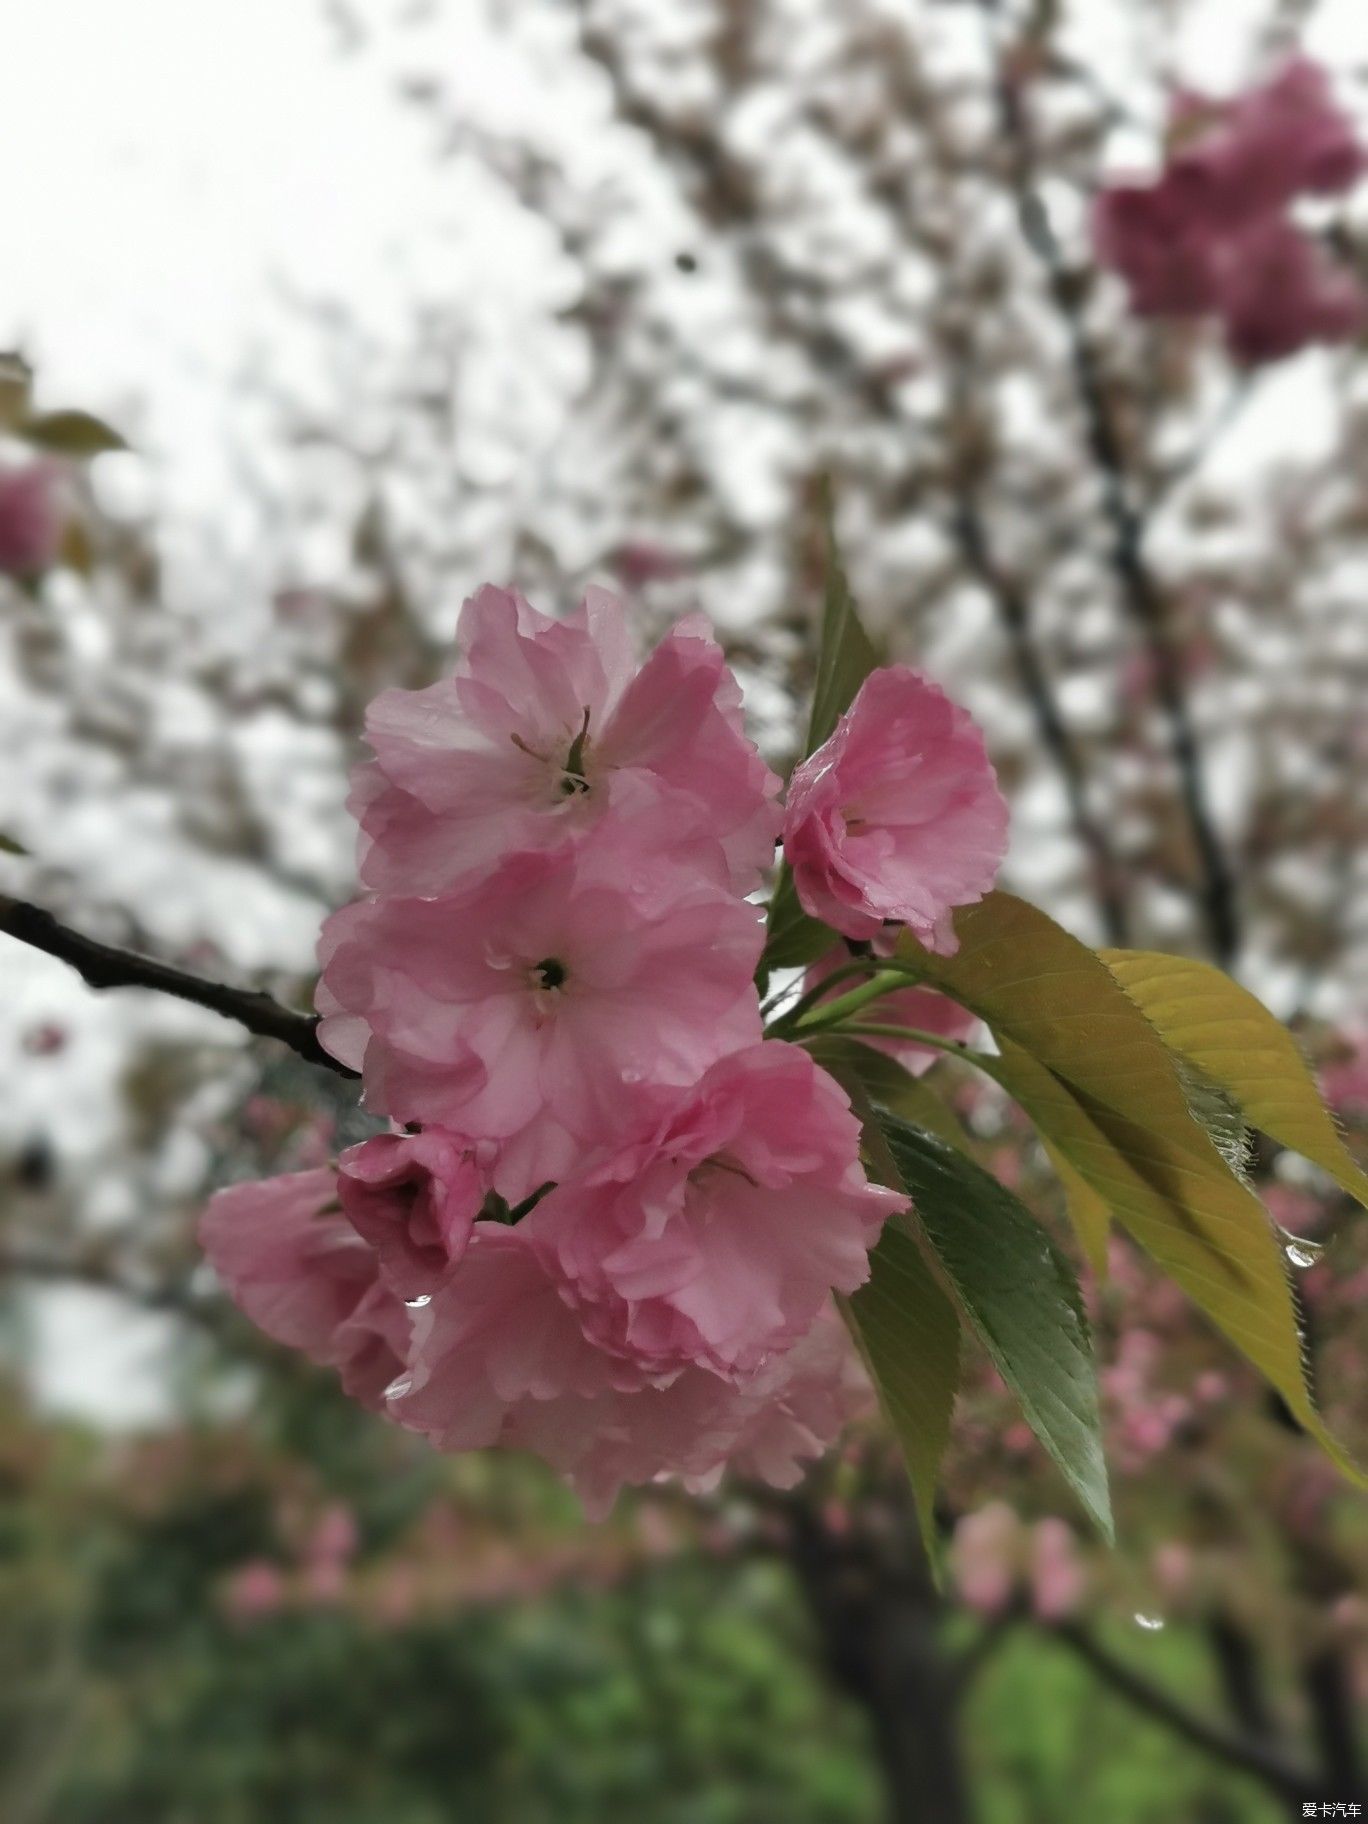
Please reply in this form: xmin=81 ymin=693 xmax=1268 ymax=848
xmin=1284 ymin=1240 xmax=1324 ymax=1270
xmin=405 ymin=1293 xmax=432 ymax=1309
xmin=384 ymin=1374 xmax=413 ymax=1401
xmin=1132 ymin=1612 xmax=1166 ymax=1632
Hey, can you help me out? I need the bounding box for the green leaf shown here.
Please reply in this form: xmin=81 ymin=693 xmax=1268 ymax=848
xmin=808 ymin=1035 xmax=971 ymax=1148
xmin=842 ymin=1216 xmax=961 ymax=1567
xmin=1101 ymin=948 xmax=1368 ymax=1212
xmin=876 ymin=1112 xmax=1112 ymax=1539
xmin=895 ymin=894 xmax=1364 ymax=1488
xmin=22 ymin=409 xmax=126 ymax=456
xmin=762 ymin=864 xmax=835 ymax=972
xmin=805 ymin=482 xmax=879 ymax=754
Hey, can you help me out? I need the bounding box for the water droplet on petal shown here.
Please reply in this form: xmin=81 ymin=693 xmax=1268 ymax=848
xmin=384 ymin=1374 xmax=413 ymax=1401
xmin=1132 ymin=1612 xmax=1165 ymax=1632
xmin=1284 ymin=1240 xmax=1324 ymax=1270
xmin=405 ymin=1294 xmax=432 ymax=1309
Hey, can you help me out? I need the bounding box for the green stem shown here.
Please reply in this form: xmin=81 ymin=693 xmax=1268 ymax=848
xmin=841 ymin=1022 xmax=1002 ymax=1077
xmin=766 ymin=958 xmax=882 ymax=1032
xmin=786 ymin=969 xmax=920 ymax=1037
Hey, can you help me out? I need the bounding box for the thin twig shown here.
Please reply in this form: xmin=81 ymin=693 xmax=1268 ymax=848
xmin=950 ymin=492 xmax=1130 ymax=943
xmin=982 ymin=11 xmax=1240 ymax=966
xmin=0 ymin=1248 xmax=227 ymax=1336
xmin=1050 ymin=1622 xmax=1317 ymax=1800
xmin=0 ymin=896 xmax=356 ymax=1079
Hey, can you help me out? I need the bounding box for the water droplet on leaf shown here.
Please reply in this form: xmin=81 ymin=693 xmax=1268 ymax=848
xmin=1284 ymin=1240 xmax=1323 ymax=1270
xmin=1132 ymin=1612 xmax=1165 ymax=1632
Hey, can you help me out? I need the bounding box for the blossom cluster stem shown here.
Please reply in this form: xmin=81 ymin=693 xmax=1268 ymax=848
xmin=783 ymin=968 xmax=919 ymax=1037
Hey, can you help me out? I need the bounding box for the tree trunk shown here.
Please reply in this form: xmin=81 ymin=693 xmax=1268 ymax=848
xmin=785 ymin=1494 xmax=974 ymax=1824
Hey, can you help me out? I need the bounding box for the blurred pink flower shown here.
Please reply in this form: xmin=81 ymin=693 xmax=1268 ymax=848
xmin=1320 ymin=1027 xmax=1368 ymax=1116
xmin=1218 ymin=216 xmax=1366 ymax=363
xmin=1029 ymin=1518 xmax=1086 ymax=1621
xmin=782 ymin=666 xmax=1008 ymax=950
xmin=351 ymin=583 xmax=779 ymax=897
xmin=525 ymin=1042 xmax=902 ymax=1380
xmin=0 ymin=462 xmax=61 ymax=576
xmin=1095 ymin=57 xmax=1367 ymax=364
xmin=223 ymin=1559 xmax=287 ymax=1622
xmin=951 ymin=1502 xmax=1021 ymax=1616
xmin=21 ymin=1022 xmax=68 ymax=1057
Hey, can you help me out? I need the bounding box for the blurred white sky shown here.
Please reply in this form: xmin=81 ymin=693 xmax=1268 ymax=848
xmin=4 ymin=0 xmax=1367 ymax=546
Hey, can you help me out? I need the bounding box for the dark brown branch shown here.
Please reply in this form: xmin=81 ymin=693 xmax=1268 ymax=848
xmin=0 ymin=896 xmax=357 ymax=1079
xmin=0 ymin=1247 xmax=228 ymax=1336
xmin=983 ymin=18 xmax=1240 ymax=967
xmin=1050 ymin=1623 xmax=1316 ymax=1801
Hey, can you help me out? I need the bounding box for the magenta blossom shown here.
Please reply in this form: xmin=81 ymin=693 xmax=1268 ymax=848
xmin=337 ymin=1130 xmax=485 ymax=1302
xmin=782 ymin=666 xmax=1008 ymax=951
xmin=351 ymin=583 xmax=780 ymax=897
xmin=0 ymin=462 xmax=61 ymax=576
xmin=1094 ymin=57 xmax=1367 ymax=364
xmin=391 ymin=1224 xmax=869 ymax=1517
xmin=199 ymin=1168 xmax=409 ymax=1409
xmin=803 ymin=949 xmax=979 ymax=1075
xmin=317 ymin=807 xmax=765 ymax=1153
xmin=524 ymin=1043 xmax=904 ymax=1381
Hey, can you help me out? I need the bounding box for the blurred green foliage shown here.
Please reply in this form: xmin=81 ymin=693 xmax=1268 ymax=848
xmin=0 ymin=1376 xmax=1295 ymax=1824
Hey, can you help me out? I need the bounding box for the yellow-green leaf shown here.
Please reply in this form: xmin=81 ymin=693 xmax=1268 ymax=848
xmin=22 ymin=409 xmax=126 ymax=456
xmin=894 ymin=894 xmax=1363 ymax=1487
xmin=1101 ymin=949 xmax=1368 ymax=1212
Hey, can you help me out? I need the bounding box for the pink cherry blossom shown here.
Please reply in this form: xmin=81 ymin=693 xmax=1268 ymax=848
xmin=1172 ymin=58 xmax=1365 ymax=225
xmin=222 ymin=1559 xmax=287 ymax=1623
xmin=351 ymin=583 xmax=780 ymax=897
xmin=1094 ymin=57 xmax=1367 ymax=365
xmin=524 ymin=1043 xmax=904 ymax=1381
xmin=337 ymin=1129 xmax=485 ymax=1301
xmin=1319 ymin=1027 xmax=1368 ymax=1117
xmin=1093 ymin=176 xmax=1226 ymax=317
xmin=1217 ymin=215 xmax=1365 ymax=363
xmin=951 ymin=1502 xmax=1021 ymax=1616
xmin=1029 ymin=1517 xmax=1087 ymax=1622
xmin=782 ymin=666 xmax=1008 ymax=951
xmin=391 ymin=1223 xmax=870 ymax=1517
xmin=803 ymin=949 xmax=979 ymax=1075
xmin=316 ymin=808 xmax=765 ymax=1153
xmin=199 ymin=1168 xmax=409 ymax=1409
xmin=0 ymin=462 xmax=61 ymax=576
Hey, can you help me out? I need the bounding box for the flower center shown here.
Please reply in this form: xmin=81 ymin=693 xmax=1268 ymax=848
xmin=559 ymin=706 xmax=593 ymax=796
xmin=532 ymin=956 xmax=567 ymax=991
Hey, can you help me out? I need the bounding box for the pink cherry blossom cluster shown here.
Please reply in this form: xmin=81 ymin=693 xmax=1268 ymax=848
xmin=1094 ymin=57 xmax=1367 ymax=364
xmin=202 ymin=584 xmax=1008 ymax=1513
